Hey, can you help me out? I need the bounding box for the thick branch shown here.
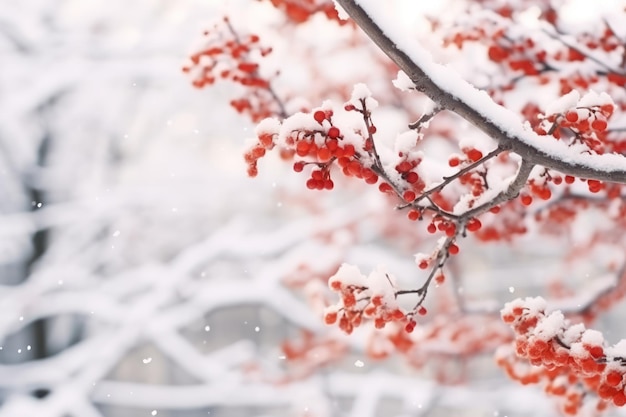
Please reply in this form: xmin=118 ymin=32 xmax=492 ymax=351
xmin=335 ymin=0 xmax=626 ymax=183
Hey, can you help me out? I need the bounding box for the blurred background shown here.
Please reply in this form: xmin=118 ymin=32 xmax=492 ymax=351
xmin=2 ymin=1 xmax=626 ymax=417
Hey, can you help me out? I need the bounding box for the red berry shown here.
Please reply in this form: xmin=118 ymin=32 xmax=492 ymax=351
xmin=466 ymin=218 xmax=482 ymax=232
xmin=296 ymin=140 xmax=311 ymax=156
xmin=591 ymin=118 xmax=607 ymax=131
xmin=379 ymin=182 xmax=393 ymax=193
xmin=606 ymin=371 xmax=622 ymax=387
xmin=403 ymin=190 xmax=416 ymax=202
xmin=293 ymin=161 xmax=305 ymax=172
xmin=521 ymin=194 xmax=533 ymax=206
xmin=317 ymin=147 xmax=332 ymax=162
xmin=588 ymin=179 xmax=602 ymax=193
xmin=324 ymin=312 xmax=338 ymax=325
xmin=405 ymin=320 xmax=416 ymax=333
xmin=601 ymin=103 xmax=614 ymax=116
xmin=417 ymin=306 xmax=427 ymax=316
xmin=408 ymin=209 xmax=420 ymax=221
xmin=328 ymin=126 xmax=340 ymax=139
xmin=565 ymin=111 xmax=578 ymax=123
xmin=427 ymin=223 xmax=436 ymax=234
xmin=448 ymin=244 xmax=459 ymax=255
xmin=448 ymin=156 xmax=460 ymax=167
xmin=343 ymin=144 xmax=355 ymax=157
xmin=313 ymin=110 xmax=326 ymax=123
xmin=405 ymin=171 xmax=419 ymax=183
xmin=466 ymin=149 xmax=483 ymax=162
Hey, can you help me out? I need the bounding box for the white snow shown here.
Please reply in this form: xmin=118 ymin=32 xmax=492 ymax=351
xmin=355 ymin=0 xmax=626 ymax=175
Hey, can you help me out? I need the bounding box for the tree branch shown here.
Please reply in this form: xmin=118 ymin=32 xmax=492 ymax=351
xmin=335 ymin=0 xmax=626 ymax=183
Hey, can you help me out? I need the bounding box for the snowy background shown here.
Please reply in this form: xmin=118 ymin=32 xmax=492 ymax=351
xmin=2 ymin=1 xmax=626 ymax=416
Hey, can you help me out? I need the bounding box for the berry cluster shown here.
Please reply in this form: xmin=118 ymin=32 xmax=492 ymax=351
xmin=244 ymin=131 xmax=276 ymax=177
xmin=275 ymin=330 xmax=348 ymax=383
xmin=499 ymin=297 xmax=626 ymax=414
xmin=182 ymin=18 xmax=279 ymax=122
xmin=382 ymin=151 xmax=425 ymax=202
xmin=266 ymin=0 xmax=346 ymax=25
xmin=323 ymin=264 xmax=409 ymax=334
xmin=538 ymin=98 xmax=615 ymax=155
xmin=245 ymin=87 xmax=385 ymax=191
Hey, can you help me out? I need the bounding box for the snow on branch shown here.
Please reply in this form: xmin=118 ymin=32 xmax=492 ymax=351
xmin=335 ymin=0 xmax=626 ymax=183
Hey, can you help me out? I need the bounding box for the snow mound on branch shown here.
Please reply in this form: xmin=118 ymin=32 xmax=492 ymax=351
xmin=392 ymin=70 xmax=414 ymax=92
